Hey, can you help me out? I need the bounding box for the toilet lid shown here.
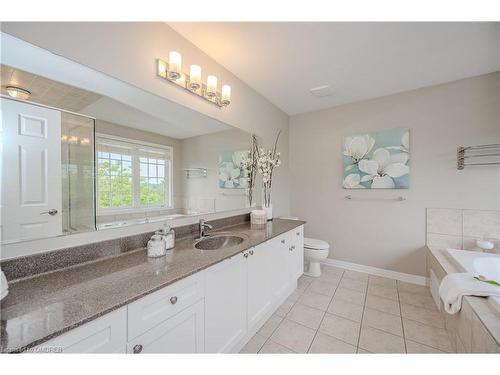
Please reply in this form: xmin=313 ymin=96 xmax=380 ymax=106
xmin=304 ymin=237 xmax=330 ymax=250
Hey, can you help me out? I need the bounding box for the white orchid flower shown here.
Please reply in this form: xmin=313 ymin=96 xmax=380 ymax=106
xmin=344 ymin=135 xmax=375 ymax=171
xmin=358 ymin=148 xmax=409 ymax=188
xmin=343 ymin=173 xmax=366 ymax=189
xmin=387 ymin=131 xmax=410 ymax=154
xmin=219 ymin=162 xmax=241 ymax=188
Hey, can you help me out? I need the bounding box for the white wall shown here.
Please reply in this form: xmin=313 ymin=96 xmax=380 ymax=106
xmin=0 ymin=22 xmax=290 ymax=259
xmin=290 ymin=72 xmax=500 ymax=276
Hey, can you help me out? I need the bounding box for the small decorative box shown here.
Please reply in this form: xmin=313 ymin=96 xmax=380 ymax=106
xmin=251 ymin=209 xmax=267 ymax=226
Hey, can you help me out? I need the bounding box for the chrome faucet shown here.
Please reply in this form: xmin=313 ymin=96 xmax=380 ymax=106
xmin=198 ymin=219 xmax=213 ymax=239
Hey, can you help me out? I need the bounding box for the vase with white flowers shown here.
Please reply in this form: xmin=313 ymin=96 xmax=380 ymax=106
xmin=240 ymin=134 xmax=259 ymax=207
xmin=257 ymin=131 xmax=282 ymax=220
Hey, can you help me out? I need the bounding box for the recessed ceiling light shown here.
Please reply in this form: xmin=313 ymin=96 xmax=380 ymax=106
xmin=310 ymin=85 xmax=334 ymax=98
xmin=6 ymin=86 xmax=31 ymax=100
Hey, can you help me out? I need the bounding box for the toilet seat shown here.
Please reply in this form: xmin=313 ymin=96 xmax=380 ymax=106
xmin=304 ymin=237 xmax=329 ymax=250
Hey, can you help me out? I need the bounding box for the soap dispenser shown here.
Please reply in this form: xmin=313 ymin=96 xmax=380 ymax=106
xmin=162 ymin=223 xmax=175 ymax=250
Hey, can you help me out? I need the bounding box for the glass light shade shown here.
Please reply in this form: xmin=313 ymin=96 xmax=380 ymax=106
xmin=206 ymin=75 xmax=218 ymax=97
xmin=157 ymin=59 xmax=168 ymax=78
xmin=6 ymin=86 xmax=31 ymax=100
xmin=189 ymin=65 xmax=202 ymax=90
xmin=221 ymin=85 xmax=231 ymax=106
xmin=168 ymin=51 xmax=182 ymax=80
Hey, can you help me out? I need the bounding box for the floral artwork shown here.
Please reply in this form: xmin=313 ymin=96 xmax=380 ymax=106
xmin=343 ymin=128 xmax=410 ymax=189
xmin=218 ymin=150 xmax=250 ymax=189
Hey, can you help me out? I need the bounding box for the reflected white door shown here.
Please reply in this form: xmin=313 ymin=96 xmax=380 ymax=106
xmin=1 ymin=99 xmax=62 ymax=242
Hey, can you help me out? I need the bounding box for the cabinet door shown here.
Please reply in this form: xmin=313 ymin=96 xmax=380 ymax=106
xmin=127 ymin=300 xmax=204 ymax=353
xmin=204 ymin=253 xmax=247 ymax=353
xmin=34 ymin=307 xmax=127 ymax=353
xmin=290 ymin=225 xmax=304 ymax=280
xmin=247 ymin=244 xmax=273 ymax=330
xmin=269 ymin=234 xmax=291 ymax=301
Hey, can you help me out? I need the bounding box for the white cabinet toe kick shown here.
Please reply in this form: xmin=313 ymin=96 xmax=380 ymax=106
xmin=33 ymin=225 xmax=305 ymax=353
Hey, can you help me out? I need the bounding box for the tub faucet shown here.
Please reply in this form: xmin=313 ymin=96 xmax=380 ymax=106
xmin=199 ymin=219 xmax=213 ymax=239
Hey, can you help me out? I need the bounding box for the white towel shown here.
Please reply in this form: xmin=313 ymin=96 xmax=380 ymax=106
xmin=439 ymin=273 xmax=500 ymax=314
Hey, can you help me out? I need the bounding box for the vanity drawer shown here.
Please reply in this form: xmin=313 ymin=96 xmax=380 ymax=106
xmin=127 ymin=273 xmax=204 ymax=340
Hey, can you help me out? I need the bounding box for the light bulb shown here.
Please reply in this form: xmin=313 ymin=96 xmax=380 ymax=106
xmin=189 ymin=65 xmax=201 ymax=90
xmin=221 ymin=85 xmax=231 ymax=106
xmin=168 ymin=51 xmax=182 ymax=80
xmin=206 ymin=75 xmax=218 ymax=98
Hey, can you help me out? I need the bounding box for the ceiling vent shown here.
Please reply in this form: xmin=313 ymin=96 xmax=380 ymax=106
xmin=310 ymin=85 xmax=334 ymax=98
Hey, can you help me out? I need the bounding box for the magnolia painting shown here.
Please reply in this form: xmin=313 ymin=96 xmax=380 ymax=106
xmin=218 ymin=150 xmax=250 ymax=189
xmin=343 ymin=128 xmax=410 ymax=189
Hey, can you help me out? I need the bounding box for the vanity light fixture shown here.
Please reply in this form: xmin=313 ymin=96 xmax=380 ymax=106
xmin=6 ymin=85 xmax=31 ymax=100
xmin=156 ymin=53 xmax=231 ymax=108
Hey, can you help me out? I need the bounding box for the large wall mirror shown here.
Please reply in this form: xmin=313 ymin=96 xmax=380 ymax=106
xmin=0 ymin=33 xmax=260 ymax=245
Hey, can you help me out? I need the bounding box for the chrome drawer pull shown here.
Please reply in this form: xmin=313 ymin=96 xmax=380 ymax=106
xmin=133 ymin=344 xmax=143 ymax=353
xmin=249 ymin=250 xmax=254 ymax=255
xmin=244 ymin=252 xmax=249 ymax=258
xmin=296 ymin=232 xmax=300 ymax=236
xmin=170 ymin=296 xmax=178 ymax=304
xmin=281 ymin=239 xmax=286 ymax=244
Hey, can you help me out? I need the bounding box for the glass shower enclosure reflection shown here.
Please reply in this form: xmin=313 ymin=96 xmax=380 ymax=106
xmin=61 ymin=112 xmax=96 ymax=235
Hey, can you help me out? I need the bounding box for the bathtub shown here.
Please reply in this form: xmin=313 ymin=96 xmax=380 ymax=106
xmin=446 ymin=248 xmax=500 ymax=310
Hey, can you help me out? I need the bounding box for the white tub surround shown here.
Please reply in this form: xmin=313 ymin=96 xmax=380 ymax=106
xmin=427 ymin=247 xmax=500 ymax=353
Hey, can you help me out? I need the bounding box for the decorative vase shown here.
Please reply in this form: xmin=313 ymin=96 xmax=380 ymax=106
xmin=262 ymin=204 xmax=273 ymax=221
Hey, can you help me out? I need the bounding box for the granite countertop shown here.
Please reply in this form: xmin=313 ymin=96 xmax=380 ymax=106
xmin=0 ymin=218 xmax=305 ymax=353
xmin=427 ymin=246 xmax=500 ymax=346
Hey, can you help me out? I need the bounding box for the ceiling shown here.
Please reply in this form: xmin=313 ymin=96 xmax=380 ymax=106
xmin=170 ymin=22 xmax=500 ymax=115
xmin=1 ymin=64 xmax=102 ymax=112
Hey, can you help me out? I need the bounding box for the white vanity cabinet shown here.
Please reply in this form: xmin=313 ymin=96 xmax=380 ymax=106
xmin=34 ymin=307 xmax=127 ymax=353
xmin=31 ymin=225 xmax=304 ymax=354
xmin=204 ymin=253 xmax=248 ymax=353
xmin=126 ymin=300 xmax=205 ymax=354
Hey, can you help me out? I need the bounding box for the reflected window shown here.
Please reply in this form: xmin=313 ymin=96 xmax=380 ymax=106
xmin=96 ymin=135 xmax=172 ymax=212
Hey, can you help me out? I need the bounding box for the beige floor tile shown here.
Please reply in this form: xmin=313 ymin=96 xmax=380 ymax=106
xmin=286 ymin=303 xmax=325 ymax=330
xmin=365 ymin=294 xmax=400 ymax=316
xmin=367 ymin=283 xmax=399 ymax=301
xmin=299 ymin=291 xmax=332 ymax=311
xmin=400 ymin=303 xmax=445 ymax=329
xmin=240 ymin=334 xmax=267 ymax=353
xmin=275 ymin=298 xmax=296 ymax=317
xmin=333 ymin=287 xmax=366 ymax=306
xmin=319 ymin=313 xmax=361 ymax=346
xmin=343 ymin=270 xmax=369 ymax=282
xmin=321 ymin=265 xmax=345 ymax=277
xmin=287 ymin=288 xmax=304 ymax=302
xmin=339 ymin=277 xmax=368 ymax=292
xmin=397 ymin=281 xmax=431 ymax=296
xmin=270 ymin=319 xmax=316 ymax=353
xmin=318 ymin=272 xmax=342 ymax=284
xmin=399 ymin=292 xmax=437 ymax=310
xmin=307 ymin=280 xmax=338 ymax=297
xmin=403 ymin=318 xmax=454 ymax=352
xmin=258 ymin=314 xmax=283 ymax=338
xmin=308 ymin=332 xmax=357 ymax=353
xmin=406 ymin=340 xmax=446 ymax=353
xmin=259 ymin=340 xmax=295 ymax=353
xmin=362 ymin=308 xmax=403 ymax=336
xmin=357 ymin=348 xmax=373 ymax=353
xmin=358 ymin=326 xmax=405 ymax=353
xmin=297 ymin=275 xmax=314 ymax=291
xmin=327 ymin=298 xmax=364 ymax=322
xmin=369 ymin=275 xmax=397 ymax=288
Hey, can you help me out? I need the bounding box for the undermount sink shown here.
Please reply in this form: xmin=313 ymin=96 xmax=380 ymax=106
xmin=194 ymin=234 xmax=246 ymax=250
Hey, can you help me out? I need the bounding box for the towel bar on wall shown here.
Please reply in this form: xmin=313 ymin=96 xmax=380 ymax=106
xmin=345 ymin=195 xmax=406 ymax=201
xmin=457 ymin=144 xmax=500 ymax=170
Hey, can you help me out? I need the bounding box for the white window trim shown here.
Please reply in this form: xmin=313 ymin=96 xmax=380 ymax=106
xmin=95 ymin=133 xmax=174 ymax=216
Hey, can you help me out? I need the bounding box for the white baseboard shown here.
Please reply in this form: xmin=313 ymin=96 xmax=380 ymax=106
xmin=321 ymin=258 xmax=428 ymax=286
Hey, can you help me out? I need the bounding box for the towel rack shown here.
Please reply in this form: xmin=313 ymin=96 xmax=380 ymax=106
xmin=457 ymin=144 xmax=500 ymax=170
xmin=345 ymin=195 xmax=406 ymax=201
xmin=182 ymin=168 xmax=207 ymax=178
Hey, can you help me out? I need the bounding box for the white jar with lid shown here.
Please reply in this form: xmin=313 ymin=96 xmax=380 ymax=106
xmin=147 ymin=232 xmax=166 ymax=258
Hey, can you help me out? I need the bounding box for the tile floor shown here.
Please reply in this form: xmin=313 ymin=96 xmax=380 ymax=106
xmin=240 ymin=265 xmax=455 ymax=354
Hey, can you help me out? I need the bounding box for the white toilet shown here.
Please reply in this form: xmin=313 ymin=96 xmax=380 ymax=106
xmin=303 ymin=237 xmax=330 ymax=277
